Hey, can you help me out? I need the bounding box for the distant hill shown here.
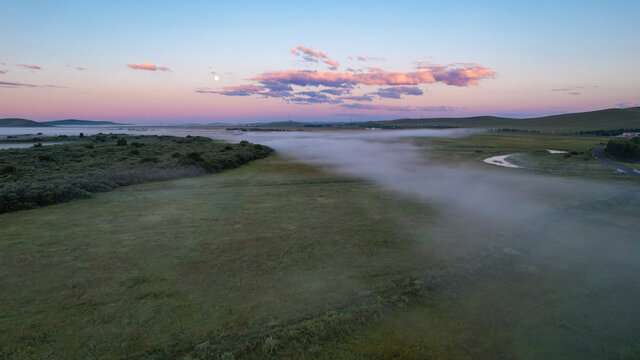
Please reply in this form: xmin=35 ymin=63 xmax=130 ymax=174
xmin=365 ymin=107 xmax=640 ymax=132
xmin=40 ymin=119 xmax=125 ymax=126
xmin=0 ymin=118 xmax=51 ymax=127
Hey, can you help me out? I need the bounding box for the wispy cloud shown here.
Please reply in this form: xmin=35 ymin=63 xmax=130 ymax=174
xmin=351 ymin=55 xmax=384 ymax=62
xmin=370 ymin=86 xmax=424 ymax=99
xmin=615 ymin=102 xmax=640 ymax=108
xmin=126 ymin=62 xmax=170 ymax=71
xmin=67 ymin=64 xmax=87 ymax=71
xmin=196 ymin=84 xmax=263 ymax=96
xmin=292 ymin=45 xmax=328 ymax=62
xmin=0 ymin=81 xmax=66 ymax=89
xmin=18 ymin=64 xmax=41 ymax=70
xmin=415 ymin=63 xmax=496 ymax=86
xmin=340 ymin=103 xmax=454 ymax=112
xmin=552 ymin=84 xmax=598 ymax=96
xmin=291 ymin=45 xmax=340 ymax=70
xmin=0 ymin=70 xmax=7 ymax=74
xmin=290 ymin=91 xmax=344 ymax=104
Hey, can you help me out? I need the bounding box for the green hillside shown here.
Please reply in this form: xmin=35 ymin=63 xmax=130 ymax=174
xmin=0 ymin=118 xmax=51 ymax=127
xmin=367 ymin=107 xmax=640 ymax=132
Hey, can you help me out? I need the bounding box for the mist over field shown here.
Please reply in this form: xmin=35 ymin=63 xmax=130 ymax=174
xmin=2 ymin=126 xmax=639 ymax=358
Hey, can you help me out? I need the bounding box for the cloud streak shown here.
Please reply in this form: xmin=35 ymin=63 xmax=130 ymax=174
xmin=292 ymin=45 xmax=340 ymax=70
xmin=196 ymin=84 xmax=263 ymax=96
xmin=18 ymin=64 xmax=41 ymax=70
xmin=371 ymin=86 xmax=424 ymax=99
xmin=0 ymin=81 xmax=66 ymax=89
xmin=126 ymin=62 xmax=170 ymax=71
xmin=340 ymin=103 xmax=455 ymax=112
xmin=67 ymin=64 xmax=87 ymax=71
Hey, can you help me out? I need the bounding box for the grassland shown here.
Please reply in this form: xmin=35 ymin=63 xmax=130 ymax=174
xmin=415 ymin=132 xmax=640 ymax=179
xmin=0 ymin=156 xmax=436 ymax=359
xmin=1 ymin=129 xmax=639 ymax=359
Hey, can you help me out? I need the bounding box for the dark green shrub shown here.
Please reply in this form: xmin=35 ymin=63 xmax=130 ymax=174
xmin=607 ymin=138 xmax=640 ymax=162
xmin=186 ymin=152 xmax=203 ymax=161
xmin=38 ymin=154 xmax=54 ymax=161
xmin=116 ymin=138 xmax=127 ymax=146
xmin=140 ymin=157 xmax=159 ymax=163
xmin=1 ymin=165 xmax=16 ymax=174
xmin=171 ymin=152 xmax=181 ymax=158
xmin=129 ymin=149 xmax=140 ymax=155
xmin=131 ymin=142 xmax=145 ymax=148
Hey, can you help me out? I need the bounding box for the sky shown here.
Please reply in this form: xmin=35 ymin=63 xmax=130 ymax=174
xmin=0 ymin=0 xmax=639 ymax=124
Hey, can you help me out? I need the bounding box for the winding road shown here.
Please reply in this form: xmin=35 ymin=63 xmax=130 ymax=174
xmin=594 ymin=146 xmax=640 ymax=177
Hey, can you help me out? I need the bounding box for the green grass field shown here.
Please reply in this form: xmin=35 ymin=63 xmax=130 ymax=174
xmin=0 ymin=156 xmax=435 ymax=359
xmin=417 ymin=132 xmax=640 ymax=179
xmin=1 ymin=131 xmax=639 ymax=359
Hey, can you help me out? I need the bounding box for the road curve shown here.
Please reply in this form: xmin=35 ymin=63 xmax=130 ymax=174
xmin=594 ymin=146 xmax=640 ymax=177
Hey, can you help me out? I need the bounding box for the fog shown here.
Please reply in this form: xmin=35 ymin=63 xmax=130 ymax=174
xmin=3 ymin=126 xmax=639 ymax=356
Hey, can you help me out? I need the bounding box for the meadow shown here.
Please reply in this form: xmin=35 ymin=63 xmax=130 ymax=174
xmin=1 ymin=129 xmax=639 ymax=359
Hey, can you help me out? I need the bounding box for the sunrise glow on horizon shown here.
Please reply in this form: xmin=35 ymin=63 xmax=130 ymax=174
xmin=1 ymin=0 xmax=639 ymax=124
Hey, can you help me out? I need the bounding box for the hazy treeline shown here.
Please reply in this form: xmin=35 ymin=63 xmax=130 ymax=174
xmin=606 ymin=136 xmax=640 ymax=162
xmin=0 ymin=134 xmax=273 ymax=213
xmin=579 ymin=128 xmax=640 ymax=136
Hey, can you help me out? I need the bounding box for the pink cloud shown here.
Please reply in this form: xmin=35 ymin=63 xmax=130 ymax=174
xmin=254 ymin=63 xmax=493 ymax=88
xmin=292 ymin=45 xmax=340 ymax=69
xmin=366 ymin=67 xmax=384 ymax=73
xmin=324 ymin=58 xmax=340 ymax=67
xmin=418 ymin=63 xmax=496 ymax=86
xmin=355 ymin=56 xmax=383 ymax=62
xmin=568 ymin=92 xmax=581 ymax=96
xmin=0 ymin=70 xmax=7 ymax=74
xmin=295 ymin=45 xmax=328 ymax=59
xmin=126 ymin=62 xmax=170 ymax=71
xmin=18 ymin=64 xmax=41 ymax=70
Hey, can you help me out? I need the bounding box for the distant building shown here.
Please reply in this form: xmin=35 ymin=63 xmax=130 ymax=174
xmin=617 ymin=132 xmax=640 ymax=138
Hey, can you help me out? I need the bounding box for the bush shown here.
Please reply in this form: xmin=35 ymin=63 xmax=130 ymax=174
xmin=0 ymin=165 xmax=16 ymax=174
xmin=607 ymin=138 xmax=640 ymax=162
xmin=116 ymin=138 xmax=128 ymax=146
xmin=140 ymin=157 xmax=159 ymax=163
xmin=0 ymin=134 xmax=273 ymax=214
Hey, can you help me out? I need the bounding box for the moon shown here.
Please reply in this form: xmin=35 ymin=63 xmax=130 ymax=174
xmin=214 ymin=75 xmax=220 ymax=81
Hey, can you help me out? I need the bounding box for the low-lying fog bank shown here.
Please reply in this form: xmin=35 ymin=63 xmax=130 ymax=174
xmin=2 ymin=126 xmax=639 ymax=357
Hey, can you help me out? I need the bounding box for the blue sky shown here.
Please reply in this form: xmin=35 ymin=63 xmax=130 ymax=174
xmin=1 ymin=0 xmax=638 ymax=123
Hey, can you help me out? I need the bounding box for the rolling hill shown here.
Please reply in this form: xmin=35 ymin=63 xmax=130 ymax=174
xmin=40 ymin=119 xmax=125 ymax=126
xmin=0 ymin=118 xmax=51 ymax=127
xmin=365 ymin=107 xmax=640 ymax=132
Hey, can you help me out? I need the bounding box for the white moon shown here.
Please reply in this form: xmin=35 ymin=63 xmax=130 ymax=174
xmin=214 ymin=75 xmax=220 ymax=81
